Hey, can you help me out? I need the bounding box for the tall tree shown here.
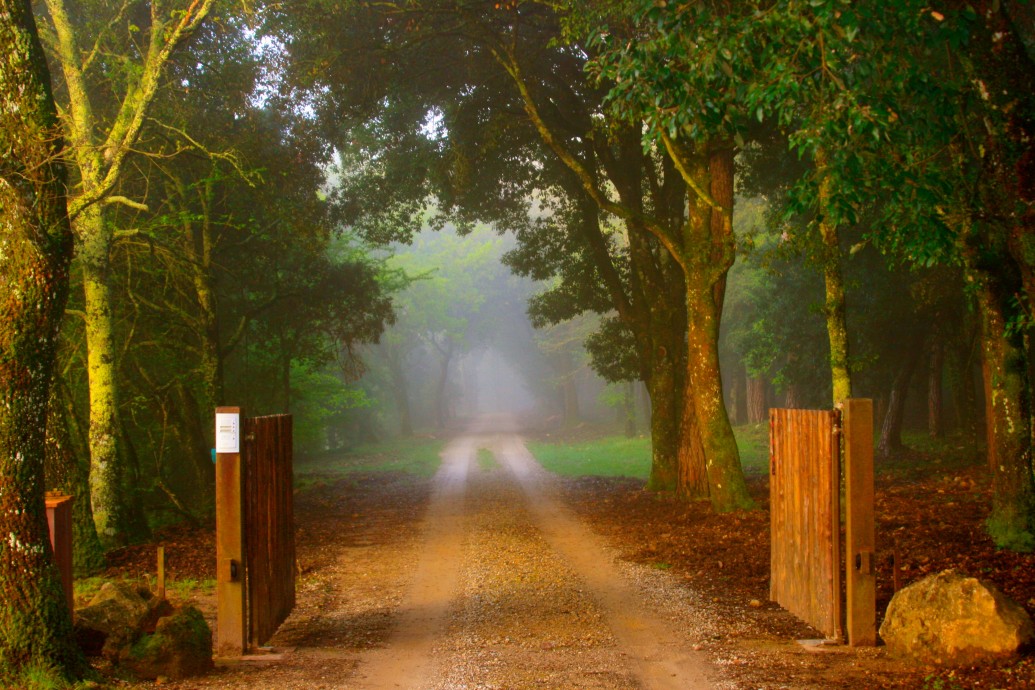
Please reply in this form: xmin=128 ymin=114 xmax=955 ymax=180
xmin=273 ymin=0 xmax=735 ymax=501
xmin=0 ymin=0 xmax=87 ymax=680
xmin=35 ymin=0 xmax=216 ymax=544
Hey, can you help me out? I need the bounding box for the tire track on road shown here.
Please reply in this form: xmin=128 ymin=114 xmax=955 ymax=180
xmin=351 ymin=437 xmax=472 ymax=688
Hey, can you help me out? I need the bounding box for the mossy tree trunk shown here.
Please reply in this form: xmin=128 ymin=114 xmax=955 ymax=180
xmin=676 ymin=144 xmax=753 ymax=512
xmin=44 ymin=382 xmax=105 ymax=575
xmin=0 ymin=0 xmax=87 ymax=678
xmin=78 ymin=203 xmax=132 ymax=544
xmin=928 ymin=340 xmax=945 ymax=438
xmin=39 ymin=0 xmax=215 ymax=545
xmin=816 ymin=152 xmax=852 ymax=405
xmin=971 ymin=263 xmax=1035 ymax=550
xmin=500 ymin=52 xmax=701 ymax=494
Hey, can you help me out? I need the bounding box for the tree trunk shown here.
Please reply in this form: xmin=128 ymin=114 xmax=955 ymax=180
xmin=645 ymin=353 xmax=682 ymax=492
xmin=685 ymin=282 xmax=753 ymax=511
xmin=279 ymin=331 xmax=293 ymax=412
xmin=974 ymin=274 xmax=1035 ymax=549
xmin=174 ymin=382 xmax=216 ymax=507
xmin=817 ymin=152 xmax=852 ymax=405
xmin=950 ymin=330 xmax=981 ymax=434
xmin=435 ymin=344 xmax=453 ymax=430
xmin=727 ymin=362 xmax=747 ymax=425
xmin=680 ymin=145 xmax=752 ymax=511
xmin=561 ymin=374 xmax=579 ymax=428
xmin=623 ymin=381 xmax=637 ymax=438
xmin=45 ymin=383 xmax=105 ymax=575
xmin=747 ymin=376 xmax=767 ymax=424
xmin=928 ymin=340 xmax=945 ymax=438
xmin=878 ymin=333 xmax=925 ymax=458
xmin=0 ymin=2 xmax=87 ymax=676
xmin=185 ymin=177 xmax=225 ymax=408
xmin=386 ymin=347 xmax=413 ymax=437
xmin=677 ymin=374 xmax=709 ymax=499
xmin=784 ymin=383 xmax=802 ymax=409
xmin=79 ymin=207 xmax=132 ymax=545
xmin=117 ymin=416 xmax=152 ymax=544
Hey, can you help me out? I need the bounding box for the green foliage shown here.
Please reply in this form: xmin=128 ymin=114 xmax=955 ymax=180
xmin=986 ymin=515 xmax=1035 ymax=553
xmin=290 ymin=364 xmax=373 ymax=454
xmin=584 ymin=317 xmax=640 ymax=383
xmin=0 ymin=661 xmax=65 ymax=690
xmin=476 ymin=448 xmax=498 ymax=471
xmin=921 ymin=672 xmax=966 ymax=690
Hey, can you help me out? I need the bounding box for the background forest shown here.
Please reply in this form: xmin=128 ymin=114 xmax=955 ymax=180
xmin=2 ymin=0 xmax=1034 ymax=683
xmin=26 ymin=0 xmax=1035 ymax=573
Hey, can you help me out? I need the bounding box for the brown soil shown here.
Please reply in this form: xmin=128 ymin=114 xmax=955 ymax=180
xmin=103 ymin=428 xmax=1035 ymax=689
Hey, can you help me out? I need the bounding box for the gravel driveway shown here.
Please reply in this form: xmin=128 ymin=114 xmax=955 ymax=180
xmin=155 ymin=421 xmax=730 ymax=689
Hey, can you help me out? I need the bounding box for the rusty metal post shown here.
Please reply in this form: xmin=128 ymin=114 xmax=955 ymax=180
xmin=843 ymin=398 xmax=876 ymax=646
xmin=215 ymin=406 xmax=246 ymax=656
xmin=45 ymin=492 xmax=74 ymax=617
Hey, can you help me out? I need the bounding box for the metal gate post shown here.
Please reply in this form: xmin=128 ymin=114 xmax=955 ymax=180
xmin=215 ymin=406 xmax=246 ymax=655
xmin=843 ymin=398 xmax=876 ymax=646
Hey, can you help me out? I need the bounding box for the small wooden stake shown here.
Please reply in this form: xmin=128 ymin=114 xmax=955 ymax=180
xmin=157 ymin=546 xmax=166 ymax=600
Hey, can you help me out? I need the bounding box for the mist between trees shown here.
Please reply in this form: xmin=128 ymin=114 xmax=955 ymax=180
xmin=2 ymin=0 xmax=1034 ymax=683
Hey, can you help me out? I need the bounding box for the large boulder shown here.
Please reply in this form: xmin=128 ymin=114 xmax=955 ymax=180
xmin=119 ymin=605 xmax=213 ymax=681
xmin=74 ymin=582 xmax=151 ymax=658
xmin=880 ymin=569 xmax=1034 ymax=665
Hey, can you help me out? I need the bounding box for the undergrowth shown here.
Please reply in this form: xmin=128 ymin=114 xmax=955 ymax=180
xmin=528 ymin=424 xmax=771 ymax=480
xmin=294 ymin=437 xmax=445 ymax=491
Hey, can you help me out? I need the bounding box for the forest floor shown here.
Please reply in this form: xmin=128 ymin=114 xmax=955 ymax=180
xmin=97 ymin=421 xmax=1035 ymax=689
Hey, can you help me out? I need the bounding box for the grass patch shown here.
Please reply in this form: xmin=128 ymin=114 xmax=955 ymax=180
xmin=72 ymin=576 xmax=108 ymax=606
xmin=527 ymin=436 xmax=651 ymax=480
xmin=733 ymin=423 xmax=770 ymax=475
xmin=73 ymin=575 xmax=215 ymax=607
xmin=528 ymin=425 xmax=771 ymax=480
xmin=162 ymin=577 xmax=216 ymax=600
xmin=294 ymin=437 xmax=445 ymax=491
xmin=476 ymin=448 xmax=498 ymax=471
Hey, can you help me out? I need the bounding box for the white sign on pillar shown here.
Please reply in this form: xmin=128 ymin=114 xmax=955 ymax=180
xmin=215 ymin=412 xmax=240 ymax=454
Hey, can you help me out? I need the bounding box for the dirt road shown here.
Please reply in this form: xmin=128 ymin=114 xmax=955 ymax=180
xmin=352 ymin=426 xmax=717 ymax=689
xmin=167 ymin=423 xmax=725 ymax=689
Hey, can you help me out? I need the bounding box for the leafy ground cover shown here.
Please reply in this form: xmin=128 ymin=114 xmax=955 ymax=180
xmin=540 ymin=425 xmax=1035 ymax=689
xmin=102 ymin=437 xmax=444 ymax=590
xmin=99 ymin=426 xmax=1035 ymax=688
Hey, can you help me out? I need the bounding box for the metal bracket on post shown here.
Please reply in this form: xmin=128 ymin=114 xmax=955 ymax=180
xmin=215 ymin=406 xmax=246 ymax=656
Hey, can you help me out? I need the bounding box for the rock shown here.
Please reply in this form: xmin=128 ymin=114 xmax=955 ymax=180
xmin=139 ymin=596 xmax=176 ymax=635
xmin=120 ymin=605 xmax=213 ymax=680
xmin=74 ymin=582 xmax=150 ymax=658
xmin=880 ymin=569 xmax=1034 ymax=665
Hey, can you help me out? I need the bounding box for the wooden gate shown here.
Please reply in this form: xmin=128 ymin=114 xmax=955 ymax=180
xmin=215 ymin=408 xmax=296 ymax=655
xmin=769 ymin=408 xmax=842 ymax=640
xmin=244 ymin=415 xmax=296 ymax=647
xmin=769 ymin=400 xmax=875 ymax=645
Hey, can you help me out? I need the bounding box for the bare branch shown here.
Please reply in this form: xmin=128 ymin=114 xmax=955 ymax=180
xmin=104 ymin=195 xmax=150 ymax=211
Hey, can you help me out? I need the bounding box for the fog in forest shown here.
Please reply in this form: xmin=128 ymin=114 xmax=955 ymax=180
xmin=12 ymin=1 xmax=1034 ymax=624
